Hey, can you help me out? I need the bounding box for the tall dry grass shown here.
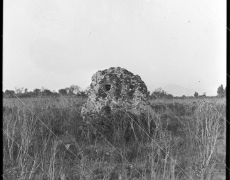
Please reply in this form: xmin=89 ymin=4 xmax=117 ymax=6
xmin=3 ymin=97 xmax=226 ymax=180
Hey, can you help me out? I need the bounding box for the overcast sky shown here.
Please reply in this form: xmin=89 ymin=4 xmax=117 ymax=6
xmin=3 ymin=0 xmax=226 ymax=95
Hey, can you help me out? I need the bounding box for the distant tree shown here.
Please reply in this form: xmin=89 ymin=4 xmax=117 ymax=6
xmin=154 ymin=88 xmax=167 ymax=95
xmin=21 ymin=88 xmax=30 ymax=97
xmin=51 ymin=90 xmax=59 ymax=97
xmin=43 ymin=89 xmax=52 ymax=96
xmin=58 ymin=89 xmax=67 ymax=96
xmin=65 ymin=88 xmax=70 ymax=94
xmin=77 ymin=90 xmax=87 ymax=97
xmin=41 ymin=87 xmax=46 ymax=92
xmin=76 ymin=90 xmax=88 ymax=100
xmin=26 ymin=91 xmax=34 ymax=98
xmin=202 ymin=92 xmax=206 ymax=98
xmin=15 ymin=87 xmax=24 ymax=94
xmin=166 ymin=94 xmax=174 ymax=99
xmin=217 ymin=84 xmax=224 ymax=97
xmin=194 ymin=92 xmax=199 ymax=98
xmin=63 ymin=87 xmax=72 ymax=95
xmin=69 ymin=85 xmax=81 ymax=95
xmin=4 ymin=90 xmax=15 ymax=98
xmin=33 ymin=89 xmax=41 ymax=96
xmin=150 ymin=87 xmax=169 ymax=99
xmin=182 ymin=95 xmax=186 ymax=99
xmin=199 ymin=94 xmax=206 ymax=98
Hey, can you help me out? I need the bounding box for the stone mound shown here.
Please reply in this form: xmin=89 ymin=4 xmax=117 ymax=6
xmin=81 ymin=67 xmax=149 ymax=118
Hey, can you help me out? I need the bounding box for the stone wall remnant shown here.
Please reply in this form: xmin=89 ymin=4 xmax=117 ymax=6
xmin=81 ymin=67 xmax=149 ymax=118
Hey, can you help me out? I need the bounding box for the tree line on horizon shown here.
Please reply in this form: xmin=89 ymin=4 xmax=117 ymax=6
xmin=149 ymin=84 xmax=226 ymax=99
xmin=3 ymin=84 xmax=226 ymax=99
xmin=3 ymin=85 xmax=88 ymax=98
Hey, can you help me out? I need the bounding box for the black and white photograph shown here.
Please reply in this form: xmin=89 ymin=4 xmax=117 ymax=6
xmin=3 ymin=0 xmax=226 ymax=179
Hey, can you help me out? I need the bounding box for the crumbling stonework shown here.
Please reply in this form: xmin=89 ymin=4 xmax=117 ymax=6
xmin=81 ymin=67 xmax=149 ymax=118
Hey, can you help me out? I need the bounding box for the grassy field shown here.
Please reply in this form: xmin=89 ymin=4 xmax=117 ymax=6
xmin=3 ymin=97 xmax=226 ymax=180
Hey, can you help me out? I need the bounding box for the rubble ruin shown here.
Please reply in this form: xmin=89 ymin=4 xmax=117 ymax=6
xmin=81 ymin=67 xmax=149 ymax=118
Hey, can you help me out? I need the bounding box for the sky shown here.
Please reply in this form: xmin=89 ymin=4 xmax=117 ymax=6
xmin=3 ymin=0 xmax=226 ymax=96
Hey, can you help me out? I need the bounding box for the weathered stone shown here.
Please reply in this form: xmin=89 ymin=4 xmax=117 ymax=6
xmin=81 ymin=67 xmax=149 ymax=118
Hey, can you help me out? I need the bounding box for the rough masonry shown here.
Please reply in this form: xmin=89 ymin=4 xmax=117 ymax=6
xmin=81 ymin=67 xmax=149 ymax=118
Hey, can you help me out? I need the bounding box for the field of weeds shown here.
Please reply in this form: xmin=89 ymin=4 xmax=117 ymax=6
xmin=3 ymin=97 xmax=226 ymax=180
